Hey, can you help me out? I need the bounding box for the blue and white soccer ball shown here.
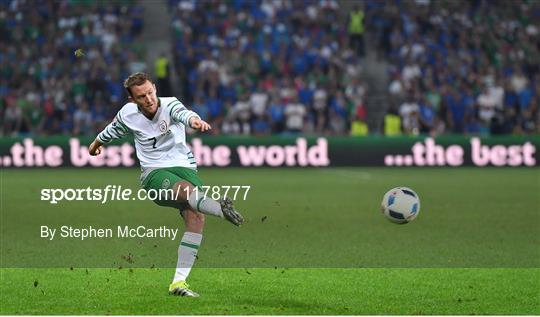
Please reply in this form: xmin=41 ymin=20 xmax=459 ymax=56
xmin=381 ymin=187 xmax=420 ymax=224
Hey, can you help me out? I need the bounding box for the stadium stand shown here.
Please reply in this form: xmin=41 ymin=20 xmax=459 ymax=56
xmin=2 ymin=0 xmax=538 ymax=136
xmin=1 ymin=0 xmax=146 ymax=136
xmin=168 ymin=0 xmax=367 ymax=136
xmin=367 ymin=0 xmax=539 ymax=135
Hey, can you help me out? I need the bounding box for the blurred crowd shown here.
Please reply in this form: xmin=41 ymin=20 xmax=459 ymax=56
xmin=2 ymin=0 xmax=539 ymax=137
xmin=368 ymin=0 xmax=540 ymax=135
xmin=1 ymin=0 xmax=145 ymax=137
xmin=168 ymin=0 xmax=368 ymax=136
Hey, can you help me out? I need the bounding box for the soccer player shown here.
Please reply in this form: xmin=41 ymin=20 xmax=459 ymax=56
xmin=88 ymin=72 xmax=244 ymax=297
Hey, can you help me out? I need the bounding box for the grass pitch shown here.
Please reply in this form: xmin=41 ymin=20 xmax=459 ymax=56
xmin=1 ymin=167 xmax=539 ymax=314
xmin=1 ymin=268 xmax=539 ymax=315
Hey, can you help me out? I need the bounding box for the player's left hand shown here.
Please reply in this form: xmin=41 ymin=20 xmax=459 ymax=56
xmin=190 ymin=117 xmax=212 ymax=132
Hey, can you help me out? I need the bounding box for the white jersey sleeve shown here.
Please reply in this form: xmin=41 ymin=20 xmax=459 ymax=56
xmin=96 ymin=112 xmax=131 ymax=144
xmin=165 ymin=97 xmax=200 ymax=126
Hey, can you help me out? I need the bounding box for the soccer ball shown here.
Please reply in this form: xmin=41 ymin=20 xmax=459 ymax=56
xmin=380 ymin=187 xmax=420 ymax=224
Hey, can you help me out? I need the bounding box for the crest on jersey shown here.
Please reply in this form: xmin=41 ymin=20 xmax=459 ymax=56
xmin=161 ymin=178 xmax=171 ymax=189
xmin=159 ymin=120 xmax=168 ymax=132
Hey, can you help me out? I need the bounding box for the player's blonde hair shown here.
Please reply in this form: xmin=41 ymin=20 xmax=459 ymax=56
xmin=124 ymin=72 xmax=153 ymax=96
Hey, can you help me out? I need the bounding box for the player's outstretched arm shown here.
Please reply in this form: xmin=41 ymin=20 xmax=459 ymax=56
xmin=88 ymin=139 xmax=104 ymax=156
xmin=89 ymin=112 xmax=131 ymax=156
xmin=189 ymin=117 xmax=212 ymax=132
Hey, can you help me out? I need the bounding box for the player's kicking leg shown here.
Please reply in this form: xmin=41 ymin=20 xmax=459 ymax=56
xmin=219 ymin=196 xmax=244 ymax=226
xmin=173 ymin=181 xmax=244 ymax=226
